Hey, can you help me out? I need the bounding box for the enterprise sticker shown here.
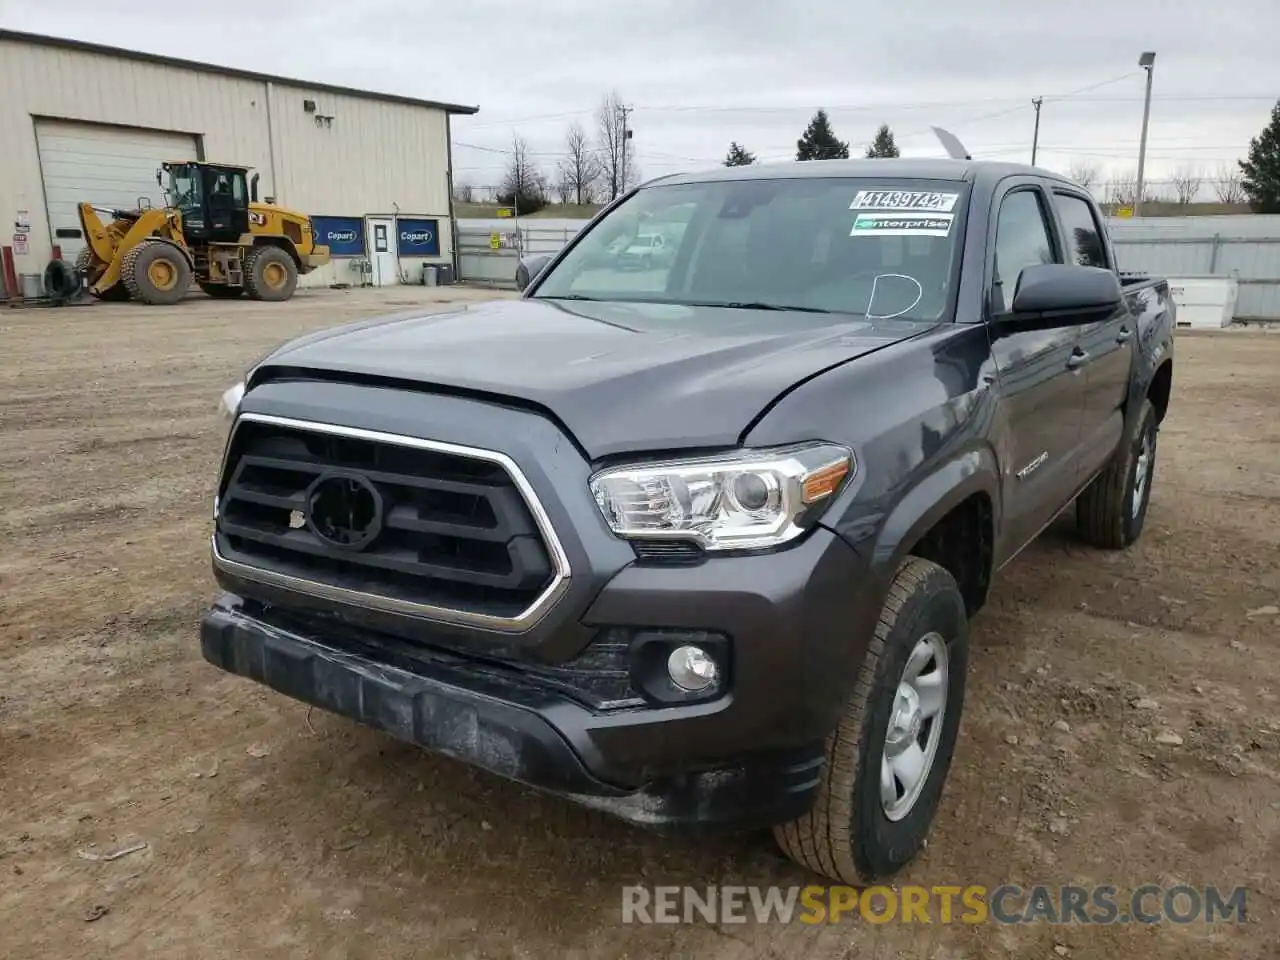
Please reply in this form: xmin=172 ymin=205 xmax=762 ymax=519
xmin=851 ymin=212 xmax=955 ymax=237
xmin=850 ymin=189 xmax=959 ymax=212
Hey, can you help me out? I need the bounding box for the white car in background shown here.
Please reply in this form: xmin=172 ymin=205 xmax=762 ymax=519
xmin=618 ymin=232 xmax=672 ymax=270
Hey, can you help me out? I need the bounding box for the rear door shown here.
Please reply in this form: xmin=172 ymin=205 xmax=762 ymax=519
xmin=1049 ymin=189 xmax=1133 ymax=482
xmin=985 ymin=180 xmax=1086 ymax=560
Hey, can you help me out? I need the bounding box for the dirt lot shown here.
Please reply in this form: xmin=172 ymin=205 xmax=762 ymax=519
xmin=2 ymin=288 xmax=1277 ymax=959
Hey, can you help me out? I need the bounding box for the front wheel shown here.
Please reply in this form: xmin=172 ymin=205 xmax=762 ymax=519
xmin=1076 ymin=398 xmax=1158 ymax=549
xmin=774 ymin=556 xmax=969 ymax=883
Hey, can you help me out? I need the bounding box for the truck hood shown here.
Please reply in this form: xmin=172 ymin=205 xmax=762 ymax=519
xmin=254 ymin=298 xmax=935 ymax=459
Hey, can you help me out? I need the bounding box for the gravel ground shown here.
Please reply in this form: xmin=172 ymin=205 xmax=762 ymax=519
xmin=1 ymin=288 xmax=1277 ymax=959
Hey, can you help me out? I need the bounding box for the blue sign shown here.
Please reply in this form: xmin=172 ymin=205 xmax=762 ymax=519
xmin=312 ymin=216 xmax=365 ymax=257
xmin=397 ymin=218 xmax=441 ymax=257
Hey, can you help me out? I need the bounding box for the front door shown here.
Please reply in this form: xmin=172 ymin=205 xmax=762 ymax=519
xmin=1048 ymin=189 xmax=1133 ymax=483
xmin=366 ymin=217 xmax=398 ymax=286
xmin=986 ymin=184 xmax=1086 ymax=562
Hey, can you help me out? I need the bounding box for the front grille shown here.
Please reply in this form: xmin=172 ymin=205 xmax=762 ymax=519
xmin=215 ymin=417 xmax=559 ymax=622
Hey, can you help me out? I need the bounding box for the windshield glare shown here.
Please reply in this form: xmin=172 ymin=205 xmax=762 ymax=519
xmin=532 ymin=177 xmax=967 ymax=321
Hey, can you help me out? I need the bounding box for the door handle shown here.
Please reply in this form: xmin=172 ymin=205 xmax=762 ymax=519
xmin=1067 ymin=350 xmax=1089 ymax=370
xmin=1116 ymin=327 xmax=1132 ymax=344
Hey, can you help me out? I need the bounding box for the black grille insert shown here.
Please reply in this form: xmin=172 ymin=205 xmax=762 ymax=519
xmin=216 ymin=419 xmax=557 ymax=620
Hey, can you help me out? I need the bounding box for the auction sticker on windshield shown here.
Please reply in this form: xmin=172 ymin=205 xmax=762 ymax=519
xmin=850 ymin=190 xmax=959 ymax=212
xmin=851 ymin=212 xmax=954 ymax=237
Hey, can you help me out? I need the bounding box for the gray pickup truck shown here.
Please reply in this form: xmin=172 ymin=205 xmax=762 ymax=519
xmin=204 ymin=159 xmax=1174 ymax=883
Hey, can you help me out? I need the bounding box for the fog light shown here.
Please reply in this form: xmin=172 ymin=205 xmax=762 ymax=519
xmin=667 ymin=645 xmax=719 ymax=692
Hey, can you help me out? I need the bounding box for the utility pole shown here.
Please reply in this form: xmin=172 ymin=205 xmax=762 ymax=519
xmin=1031 ymin=97 xmax=1043 ymax=166
xmin=619 ymin=104 xmax=633 ymax=198
xmin=1135 ymin=51 xmax=1157 ymax=217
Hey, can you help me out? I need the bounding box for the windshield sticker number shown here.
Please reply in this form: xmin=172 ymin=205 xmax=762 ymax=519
xmin=851 ymin=212 xmax=955 ymax=237
xmin=850 ymin=190 xmax=959 ymax=212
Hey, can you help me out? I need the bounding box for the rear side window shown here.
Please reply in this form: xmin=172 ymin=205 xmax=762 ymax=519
xmin=1053 ymin=192 xmax=1108 ymax=268
xmin=992 ymin=189 xmax=1057 ymax=313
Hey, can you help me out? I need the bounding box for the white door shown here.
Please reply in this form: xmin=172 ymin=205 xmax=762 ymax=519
xmin=366 ymin=217 xmax=398 ymax=286
xmin=35 ymin=119 xmax=199 ymax=262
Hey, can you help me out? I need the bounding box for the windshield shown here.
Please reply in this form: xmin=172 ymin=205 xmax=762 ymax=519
xmin=532 ymin=177 xmax=968 ymax=321
xmin=168 ymin=164 xmax=202 ymax=214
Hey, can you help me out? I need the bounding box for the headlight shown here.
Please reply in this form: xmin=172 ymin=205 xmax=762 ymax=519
xmin=590 ymin=443 xmax=853 ymax=552
xmin=218 ymin=381 xmax=245 ymax=421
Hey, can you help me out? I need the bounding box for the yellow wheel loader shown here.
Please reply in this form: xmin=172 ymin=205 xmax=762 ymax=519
xmin=77 ymin=161 xmax=331 ymax=305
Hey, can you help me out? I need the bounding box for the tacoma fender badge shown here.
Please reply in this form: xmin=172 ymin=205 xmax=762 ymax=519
xmin=1016 ymin=452 xmax=1048 ymax=480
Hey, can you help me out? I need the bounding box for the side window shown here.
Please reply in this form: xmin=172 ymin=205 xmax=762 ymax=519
xmin=1053 ymin=192 xmax=1108 ymax=268
xmin=992 ymin=189 xmax=1057 ymax=313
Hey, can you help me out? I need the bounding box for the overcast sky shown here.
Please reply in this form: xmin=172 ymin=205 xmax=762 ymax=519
xmin=3 ymin=0 xmax=1278 ymax=198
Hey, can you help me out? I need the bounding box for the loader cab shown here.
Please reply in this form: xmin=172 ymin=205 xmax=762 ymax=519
xmin=162 ymin=161 xmax=250 ymax=242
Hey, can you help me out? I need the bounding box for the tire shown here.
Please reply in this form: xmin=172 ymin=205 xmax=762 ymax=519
xmin=1076 ymin=398 xmax=1158 ymax=549
xmin=244 ymin=246 xmax=298 ymax=302
xmin=198 ymin=282 xmax=245 ymax=299
xmin=43 ymin=259 xmax=81 ymax=301
xmin=122 ymin=240 xmax=192 ymax=306
xmin=74 ymin=247 xmax=93 ymax=278
xmin=774 ymin=557 xmax=969 ymax=884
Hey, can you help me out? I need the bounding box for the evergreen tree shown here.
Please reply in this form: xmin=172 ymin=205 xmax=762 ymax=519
xmin=1239 ymin=100 xmax=1280 ymax=213
xmin=724 ymin=141 xmax=757 ymax=166
xmin=796 ymin=109 xmax=850 ymax=161
xmin=865 ymin=124 xmax=901 ymax=159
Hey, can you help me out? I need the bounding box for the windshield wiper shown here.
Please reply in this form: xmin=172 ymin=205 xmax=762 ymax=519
xmin=682 ymin=299 xmax=836 ymax=314
xmin=541 ymin=294 xmax=606 ymax=302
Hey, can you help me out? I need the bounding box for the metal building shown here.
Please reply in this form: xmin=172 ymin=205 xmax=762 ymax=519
xmin=0 ymin=30 xmax=477 ymax=292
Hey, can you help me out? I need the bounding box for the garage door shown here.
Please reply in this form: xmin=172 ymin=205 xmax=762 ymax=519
xmin=36 ymin=119 xmax=199 ymax=261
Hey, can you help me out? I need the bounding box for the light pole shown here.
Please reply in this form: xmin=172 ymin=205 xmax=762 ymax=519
xmin=1135 ymin=51 xmax=1156 ymax=217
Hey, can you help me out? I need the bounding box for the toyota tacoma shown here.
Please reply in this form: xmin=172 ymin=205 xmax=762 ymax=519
xmin=203 ymin=159 xmax=1174 ymax=883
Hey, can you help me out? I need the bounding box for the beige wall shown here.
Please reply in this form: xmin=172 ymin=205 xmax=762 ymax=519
xmin=0 ymin=37 xmax=454 ymax=290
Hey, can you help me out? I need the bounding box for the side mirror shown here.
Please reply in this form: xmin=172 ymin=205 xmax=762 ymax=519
xmin=998 ymin=263 xmax=1122 ymax=329
xmin=516 ymin=254 xmax=552 ymax=292
xmin=155 ymin=168 xmax=164 ymax=186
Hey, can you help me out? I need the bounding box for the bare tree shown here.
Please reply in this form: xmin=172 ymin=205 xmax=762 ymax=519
xmin=596 ymin=90 xmax=637 ymax=201
xmin=1066 ymin=161 xmax=1100 ymax=189
xmin=1214 ymin=164 xmax=1247 ymax=204
xmin=499 ymin=133 xmax=547 ymax=212
xmin=556 ymin=122 xmax=601 ymax=205
xmin=1104 ymin=168 xmax=1150 ymax=207
xmin=453 ymin=181 xmax=475 ymax=204
xmin=1170 ymin=165 xmax=1203 ymax=205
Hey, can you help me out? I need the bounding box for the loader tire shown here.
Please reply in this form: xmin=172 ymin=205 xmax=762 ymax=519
xmin=198 ymin=282 xmax=244 ymax=299
xmin=123 ymin=240 xmax=192 ymax=306
xmin=244 ymin=246 xmax=297 ymax=302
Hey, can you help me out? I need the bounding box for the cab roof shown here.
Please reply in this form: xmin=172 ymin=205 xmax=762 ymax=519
xmin=164 ymin=160 xmax=253 ymax=171
xmin=647 ymin=158 xmax=1072 ymax=188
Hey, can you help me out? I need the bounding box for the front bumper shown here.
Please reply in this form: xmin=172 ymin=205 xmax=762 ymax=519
xmin=203 ymin=595 xmax=832 ymax=831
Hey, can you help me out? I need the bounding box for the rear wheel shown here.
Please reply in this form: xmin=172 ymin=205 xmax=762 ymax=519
xmin=122 ymin=240 xmax=192 ymax=306
xmin=1076 ymin=398 xmax=1158 ymax=549
xmin=774 ymin=557 xmax=969 ymax=883
xmin=244 ymin=246 xmax=298 ymax=301
xmin=198 ymin=282 xmax=244 ymax=299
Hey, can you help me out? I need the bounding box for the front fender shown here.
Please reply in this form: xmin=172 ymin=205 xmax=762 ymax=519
xmin=861 ymin=445 xmax=1001 ymax=574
